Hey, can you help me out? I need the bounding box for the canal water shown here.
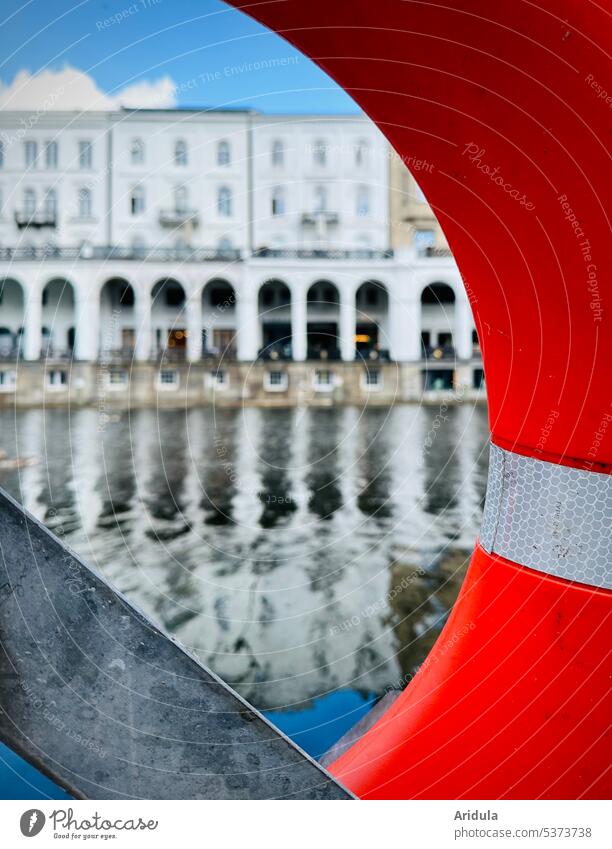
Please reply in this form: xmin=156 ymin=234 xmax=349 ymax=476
xmin=0 ymin=403 xmax=490 ymax=796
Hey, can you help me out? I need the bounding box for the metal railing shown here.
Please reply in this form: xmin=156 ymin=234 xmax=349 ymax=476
xmin=158 ymin=209 xmax=200 ymax=227
xmin=253 ymin=247 xmax=394 ymax=260
xmin=0 ymin=245 xmax=242 ymax=263
xmin=0 ymin=245 xmax=401 ymax=263
xmin=418 ymin=246 xmax=453 ymax=258
xmin=14 ymin=210 xmax=57 ymax=228
xmin=301 ymin=211 xmax=340 ymax=226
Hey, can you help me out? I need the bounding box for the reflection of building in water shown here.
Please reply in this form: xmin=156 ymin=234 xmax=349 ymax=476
xmin=0 ymin=109 xmax=484 ymax=405
xmin=0 ymin=404 xmax=489 ymax=708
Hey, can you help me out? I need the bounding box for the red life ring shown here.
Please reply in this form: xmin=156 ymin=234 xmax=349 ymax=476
xmin=229 ymin=0 xmax=611 ymax=798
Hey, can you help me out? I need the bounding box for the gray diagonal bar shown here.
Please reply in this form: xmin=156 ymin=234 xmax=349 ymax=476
xmin=480 ymin=444 xmax=612 ymax=589
xmin=0 ymin=488 xmax=351 ymax=799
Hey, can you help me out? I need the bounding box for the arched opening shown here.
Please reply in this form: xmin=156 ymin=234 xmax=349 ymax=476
xmin=355 ymin=280 xmax=390 ymax=361
xmin=307 ymin=280 xmax=340 ymax=360
xmin=202 ymin=278 xmax=237 ymax=359
xmin=41 ymin=278 xmax=76 ymax=358
xmin=257 ymin=279 xmax=292 ymax=360
xmin=420 ymin=282 xmax=456 ymax=360
xmin=0 ymin=279 xmax=25 ymax=358
xmin=99 ymin=278 xmax=136 ymax=357
xmin=151 ymin=278 xmax=187 ymax=360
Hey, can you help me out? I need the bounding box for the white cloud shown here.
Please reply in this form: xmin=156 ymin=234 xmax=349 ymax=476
xmin=112 ymin=76 xmax=177 ymax=109
xmin=0 ymin=66 xmax=177 ymax=111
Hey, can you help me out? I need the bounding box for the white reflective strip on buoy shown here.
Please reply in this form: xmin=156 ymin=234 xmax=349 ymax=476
xmin=480 ymin=443 xmax=612 ymax=589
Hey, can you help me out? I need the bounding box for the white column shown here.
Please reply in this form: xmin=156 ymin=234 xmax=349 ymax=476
xmin=389 ymin=295 xmax=421 ymax=361
xmin=339 ymin=289 xmax=356 ymax=362
xmin=455 ymin=295 xmax=473 ymax=360
xmin=135 ymin=289 xmax=152 ymax=362
xmin=75 ymin=289 xmax=100 ymax=361
xmin=186 ymin=295 xmax=202 ymax=362
xmin=291 ymin=287 xmax=307 ymax=361
xmin=23 ymin=288 xmax=42 ymax=361
xmin=236 ymin=292 xmax=259 ymax=361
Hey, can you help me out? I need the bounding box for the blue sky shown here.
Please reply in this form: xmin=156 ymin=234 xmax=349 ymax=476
xmin=0 ymin=0 xmax=358 ymax=113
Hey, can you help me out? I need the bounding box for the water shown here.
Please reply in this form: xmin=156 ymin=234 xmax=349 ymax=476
xmin=0 ymin=404 xmax=490 ymax=794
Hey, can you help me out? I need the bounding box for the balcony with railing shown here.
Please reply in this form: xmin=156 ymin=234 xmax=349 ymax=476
xmin=14 ymin=209 xmax=57 ymax=229
xmin=301 ymin=211 xmax=340 ymax=226
xmin=252 ymin=247 xmax=394 ymax=260
xmin=417 ymin=245 xmax=453 ymax=258
xmin=158 ymin=208 xmax=200 ymax=228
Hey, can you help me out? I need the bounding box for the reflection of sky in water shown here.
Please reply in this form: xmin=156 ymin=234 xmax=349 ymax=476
xmin=0 ymin=404 xmax=489 ymax=796
xmin=0 ymin=742 xmax=71 ymax=800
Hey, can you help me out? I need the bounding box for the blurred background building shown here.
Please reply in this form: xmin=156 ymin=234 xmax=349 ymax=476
xmin=0 ymin=108 xmax=483 ymax=405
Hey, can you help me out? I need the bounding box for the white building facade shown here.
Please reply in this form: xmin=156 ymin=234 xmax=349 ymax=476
xmin=0 ymin=108 xmax=482 ymax=403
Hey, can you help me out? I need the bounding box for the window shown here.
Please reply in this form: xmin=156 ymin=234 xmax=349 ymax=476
xmin=415 ymin=182 xmax=427 ymax=203
xmin=25 ymin=140 xmax=38 ymax=167
xmin=78 ymin=187 xmax=92 ymax=219
xmin=45 ymin=141 xmax=58 ymax=169
xmin=313 ymin=139 xmax=327 ymax=166
xmin=131 ymin=138 xmax=145 ymax=165
xmin=422 ymin=369 xmax=454 ymax=391
xmin=0 ymin=141 xmax=4 ymax=168
xmin=46 ymin=369 xmax=67 ymax=388
xmin=0 ymin=370 xmax=16 ymax=391
xmin=157 ymin=369 xmax=179 ymax=389
xmin=175 ymin=139 xmax=188 ymax=166
xmin=314 ymin=185 xmax=327 ymax=213
xmin=23 ymin=188 xmax=36 ymax=215
xmin=314 ymin=369 xmax=334 ymax=391
xmin=415 ymin=229 xmax=435 ymax=252
xmin=217 ymin=186 xmax=232 ymax=217
xmin=106 ymin=369 xmax=129 ymax=388
xmin=130 ymin=184 xmax=145 ymax=216
xmin=271 ymin=139 xmax=284 ymax=166
xmin=174 ymin=184 xmax=189 ymax=214
xmin=356 ymin=185 xmax=370 ymax=216
xmin=217 ymin=140 xmax=231 ymax=166
xmin=473 ymin=368 xmax=485 ymax=390
xmin=217 ymin=236 xmax=233 ymax=253
xmin=207 ymin=369 xmax=229 ymax=389
xmin=44 ymin=189 xmax=57 ymax=218
xmin=271 ymin=186 xmax=285 ymax=217
xmin=264 ymin=370 xmax=288 ymax=391
xmin=362 ymin=368 xmax=382 ymax=390
xmin=78 ymin=140 xmax=92 ymax=169
xmin=355 ymin=139 xmax=369 ymax=166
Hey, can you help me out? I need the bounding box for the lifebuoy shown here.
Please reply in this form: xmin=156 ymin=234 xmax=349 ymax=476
xmin=228 ymin=0 xmax=612 ymax=798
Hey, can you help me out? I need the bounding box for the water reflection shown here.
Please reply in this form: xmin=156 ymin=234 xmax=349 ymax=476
xmin=199 ymin=409 xmax=239 ymax=526
xmin=96 ymin=416 xmax=136 ymax=536
xmin=356 ymin=408 xmax=394 ymax=520
xmin=306 ymin=408 xmax=343 ymax=520
xmin=144 ymin=411 xmax=190 ymax=540
xmin=0 ymin=404 xmax=489 ymax=714
xmin=257 ymin=408 xmax=298 ymax=527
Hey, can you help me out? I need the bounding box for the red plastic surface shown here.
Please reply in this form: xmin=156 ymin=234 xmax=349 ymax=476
xmin=330 ymin=545 xmax=611 ymax=798
xmin=227 ymin=0 xmax=612 ymax=798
